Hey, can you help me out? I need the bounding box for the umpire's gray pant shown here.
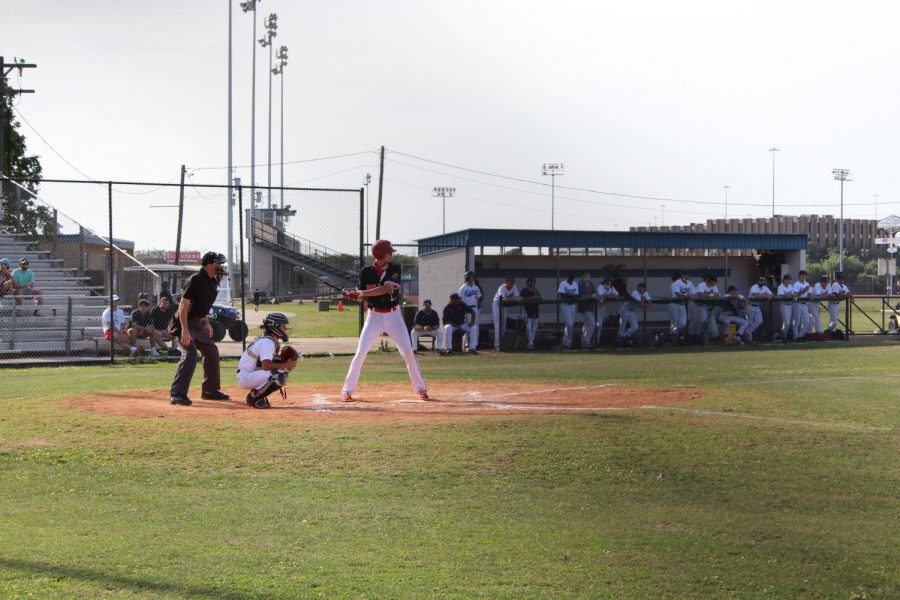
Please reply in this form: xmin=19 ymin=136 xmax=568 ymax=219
xmin=170 ymin=319 xmax=221 ymax=397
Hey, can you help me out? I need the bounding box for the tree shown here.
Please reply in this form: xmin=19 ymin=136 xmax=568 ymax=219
xmin=1 ymin=85 xmax=47 ymax=240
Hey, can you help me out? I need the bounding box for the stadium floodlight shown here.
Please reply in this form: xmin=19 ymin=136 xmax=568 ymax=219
xmin=241 ymin=0 xmax=261 ymax=292
xmin=272 ymin=45 xmax=288 ymax=209
xmin=432 ymin=186 xmax=456 ymax=234
xmin=541 ymin=163 xmax=564 ymax=230
xmin=832 ymin=168 xmax=853 ymax=271
xmin=768 ymin=147 xmax=780 ymax=217
xmin=259 ymin=13 xmax=278 ymax=209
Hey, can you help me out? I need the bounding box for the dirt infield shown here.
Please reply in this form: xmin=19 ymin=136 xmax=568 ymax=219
xmin=66 ymin=381 xmax=700 ymax=422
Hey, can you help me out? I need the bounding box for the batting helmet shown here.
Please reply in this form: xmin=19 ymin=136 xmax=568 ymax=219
xmin=371 ymin=240 xmax=395 ymax=260
xmin=261 ymin=312 xmax=291 ymax=342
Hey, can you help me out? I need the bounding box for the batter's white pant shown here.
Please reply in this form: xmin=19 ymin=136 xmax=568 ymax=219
xmin=808 ymin=302 xmax=823 ymax=334
xmin=779 ymin=303 xmax=793 ymax=338
xmin=669 ymin=303 xmax=687 ymax=334
xmin=793 ymin=303 xmax=810 ymax=338
xmin=828 ymin=302 xmax=842 ymax=331
xmin=747 ymin=305 xmax=764 ymax=339
xmin=561 ymin=304 xmax=577 ymax=347
xmin=580 ymin=310 xmax=597 ymax=346
xmin=525 ymin=316 xmax=539 ymax=347
xmin=342 ymin=309 xmax=427 ymax=394
xmin=411 ymin=327 xmax=444 ymax=351
xmin=719 ymin=315 xmax=749 ymax=338
xmin=238 ymin=369 xmax=280 ymax=391
xmin=618 ymin=310 xmax=639 ymax=338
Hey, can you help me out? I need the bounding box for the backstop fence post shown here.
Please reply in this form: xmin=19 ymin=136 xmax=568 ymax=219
xmin=108 ymin=181 xmax=115 ymax=365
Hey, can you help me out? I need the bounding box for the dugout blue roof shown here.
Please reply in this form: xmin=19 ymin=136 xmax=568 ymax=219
xmin=417 ymin=229 xmax=807 ymax=256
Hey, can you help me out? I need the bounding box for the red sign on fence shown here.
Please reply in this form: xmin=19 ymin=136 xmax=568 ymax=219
xmin=164 ymin=251 xmax=202 ymax=263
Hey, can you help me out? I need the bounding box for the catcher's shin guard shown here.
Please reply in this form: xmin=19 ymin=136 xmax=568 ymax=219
xmin=245 ymin=370 xmax=288 ymax=409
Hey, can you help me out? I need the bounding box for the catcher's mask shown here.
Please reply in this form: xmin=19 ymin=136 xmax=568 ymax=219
xmin=262 ymin=312 xmax=291 ymax=342
xmin=202 ymin=251 xmax=228 ymax=283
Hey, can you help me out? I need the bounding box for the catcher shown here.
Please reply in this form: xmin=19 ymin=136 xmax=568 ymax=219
xmin=236 ymin=312 xmax=300 ymax=408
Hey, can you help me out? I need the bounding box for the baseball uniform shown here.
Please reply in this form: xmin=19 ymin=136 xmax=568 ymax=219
xmin=747 ymin=283 xmax=773 ymax=340
xmin=442 ymin=300 xmax=476 ymax=352
xmin=237 ymin=335 xmax=281 ymax=391
xmin=618 ymin=289 xmax=650 ymax=339
xmin=792 ymin=279 xmax=812 ymax=338
xmin=411 ymin=306 xmax=444 ymax=351
xmin=776 ymin=281 xmax=795 ymax=339
xmin=669 ymin=278 xmax=694 ymax=334
xmin=492 ymin=283 xmax=520 ymax=350
xmin=719 ymin=293 xmax=750 ymax=340
xmin=458 ymin=281 xmax=482 ymax=350
xmin=829 ymin=281 xmax=850 ymax=331
xmin=810 ymin=282 xmax=830 ymax=334
xmin=520 ymin=284 xmax=541 ymax=349
xmin=576 ymin=278 xmax=597 ymax=347
xmin=557 ymin=279 xmax=580 ymax=348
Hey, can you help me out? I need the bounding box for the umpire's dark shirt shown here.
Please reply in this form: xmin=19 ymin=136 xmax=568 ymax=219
xmin=443 ymin=302 xmax=473 ymax=327
xmin=415 ymin=309 xmax=440 ymax=328
xmin=359 ymin=262 xmax=402 ymax=310
xmin=182 ymin=269 xmax=218 ymax=320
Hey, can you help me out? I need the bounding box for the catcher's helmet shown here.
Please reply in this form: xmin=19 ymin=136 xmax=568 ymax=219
xmin=261 ymin=312 xmax=290 ymax=342
xmin=464 ymin=270 xmax=475 ymax=280
xmin=371 ymin=239 xmax=396 ymax=260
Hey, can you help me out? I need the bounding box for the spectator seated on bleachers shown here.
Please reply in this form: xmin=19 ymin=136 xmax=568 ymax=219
xmin=149 ymin=295 xmax=177 ymax=351
xmin=129 ymin=298 xmax=164 ymax=357
xmin=0 ymin=258 xmax=15 ymax=299
xmin=102 ymin=294 xmax=139 ymax=356
xmin=11 ymin=258 xmax=45 ymax=314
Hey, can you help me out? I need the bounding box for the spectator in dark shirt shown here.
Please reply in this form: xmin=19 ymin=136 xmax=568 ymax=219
xmin=252 ymin=288 xmax=262 ymax=311
xmin=410 ymin=299 xmax=444 ymax=354
xmin=129 ymin=298 xmax=163 ymax=357
xmin=442 ymin=293 xmax=476 ymax=354
xmin=149 ymin=295 xmax=177 ymax=350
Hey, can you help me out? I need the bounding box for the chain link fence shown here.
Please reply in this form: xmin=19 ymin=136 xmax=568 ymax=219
xmin=0 ymin=177 xmax=362 ymax=364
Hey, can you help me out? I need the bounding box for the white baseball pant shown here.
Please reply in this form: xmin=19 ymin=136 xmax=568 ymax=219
xmin=342 ymin=309 xmax=427 ymax=394
xmin=618 ymin=310 xmax=639 ymax=338
xmin=828 ymin=302 xmax=842 ymax=331
xmin=689 ymin=304 xmax=707 ymax=335
xmin=669 ymin=303 xmax=687 ymax=334
xmin=747 ymin=305 xmax=764 ymax=339
xmin=467 ymin=306 xmax=480 ymax=349
xmin=561 ymin=304 xmax=577 ymax=347
xmin=238 ymin=369 xmax=279 ymax=391
xmin=792 ymin=303 xmax=810 ymax=338
xmin=525 ymin=316 xmax=539 ymax=347
xmin=411 ymin=327 xmax=444 ymax=351
xmin=719 ymin=315 xmax=749 ymax=337
xmin=580 ymin=310 xmax=597 ymax=346
xmin=808 ymin=302 xmax=823 ymax=334
xmin=780 ymin=302 xmax=794 ymax=338
xmin=443 ymin=323 xmax=474 ymax=352
xmin=491 ymin=301 xmax=508 ymax=349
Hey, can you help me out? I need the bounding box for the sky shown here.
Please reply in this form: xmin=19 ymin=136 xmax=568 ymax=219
xmin=4 ymin=0 xmax=900 ymax=254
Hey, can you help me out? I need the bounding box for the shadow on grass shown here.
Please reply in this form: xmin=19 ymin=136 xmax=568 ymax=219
xmin=0 ymin=557 xmax=252 ymax=599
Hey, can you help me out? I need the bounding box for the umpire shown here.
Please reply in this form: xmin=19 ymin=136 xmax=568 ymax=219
xmin=169 ymin=251 xmax=230 ymax=406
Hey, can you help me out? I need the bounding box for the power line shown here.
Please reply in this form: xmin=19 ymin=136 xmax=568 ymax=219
xmin=191 ymin=149 xmax=379 ymax=171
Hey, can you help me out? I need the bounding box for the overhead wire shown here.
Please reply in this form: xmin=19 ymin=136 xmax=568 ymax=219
xmin=191 ymin=150 xmax=379 ymax=171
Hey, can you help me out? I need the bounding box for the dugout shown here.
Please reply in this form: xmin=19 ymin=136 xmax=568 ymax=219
xmin=417 ymin=229 xmax=807 ymax=337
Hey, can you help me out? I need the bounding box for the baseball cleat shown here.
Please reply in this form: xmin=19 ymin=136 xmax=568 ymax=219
xmin=170 ymin=394 xmax=192 ymax=406
xmin=341 ymin=392 xmax=354 ymax=402
xmin=201 ymin=391 xmax=230 ymax=400
xmin=417 ymin=390 xmax=430 ymax=401
xmin=245 ymin=393 xmax=271 ymax=409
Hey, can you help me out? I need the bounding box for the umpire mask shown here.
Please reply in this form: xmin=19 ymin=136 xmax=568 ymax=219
xmin=202 ymin=252 xmax=228 ymax=284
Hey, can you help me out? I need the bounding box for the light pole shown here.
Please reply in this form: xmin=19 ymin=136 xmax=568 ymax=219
xmin=364 ymin=173 xmax=372 ymax=243
xmin=833 ymin=169 xmax=852 ymax=271
xmin=259 ymin=13 xmax=278 ymax=209
xmin=432 ymin=186 xmax=456 ymax=234
xmin=240 ymin=0 xmax=260 ymax=218
xmin=768 ymin=147 xmax=779 ymax=217
xmin=542 ymin=163 xmax=564 ymax=230
xmin=272 ymin=44 xmax=287 ymax=209
xmin=874 ymin=193 xmax=880 ymax=222
xmin=723 ymin=185 xmax=730 ymax=287
xmin=227 ymin=0 xmax=234 ymax=284
xmin=660 ymin=204 xmax=666 ymax=227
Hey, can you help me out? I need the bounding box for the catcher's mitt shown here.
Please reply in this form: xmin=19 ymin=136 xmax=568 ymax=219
xmin=273 ymin=345 xmax=300 ymax=370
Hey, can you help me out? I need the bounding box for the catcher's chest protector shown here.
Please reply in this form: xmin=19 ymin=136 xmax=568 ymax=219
xmin=248 ymin=335 xmax=280 ymax=368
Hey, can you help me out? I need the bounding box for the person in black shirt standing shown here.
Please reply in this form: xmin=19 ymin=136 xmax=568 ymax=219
xmin=169 ymin=252 xmax=230 ymax=406
xmin=341 ymin=240 xmax=429 ymax=402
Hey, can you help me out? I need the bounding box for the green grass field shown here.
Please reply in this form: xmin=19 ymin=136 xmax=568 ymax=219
xmin=1 ymin=345 xmax=898 ymax=598
xmin=238 ymin=302 xmax=361 ymax=338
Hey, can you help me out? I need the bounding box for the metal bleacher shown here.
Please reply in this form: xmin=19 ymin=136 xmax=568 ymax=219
xmin=0 ymin=227 xmax=111 ymax=359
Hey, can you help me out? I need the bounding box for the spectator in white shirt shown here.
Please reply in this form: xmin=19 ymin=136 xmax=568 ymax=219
xmin=492 ymin=276 xmax=521 ymax=350
xmin=101 ymin=295 xmax=138 ymax=356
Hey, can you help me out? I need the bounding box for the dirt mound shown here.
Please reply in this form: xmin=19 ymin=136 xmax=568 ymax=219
xmin=66 ymin=381 xmax=700 ymax=422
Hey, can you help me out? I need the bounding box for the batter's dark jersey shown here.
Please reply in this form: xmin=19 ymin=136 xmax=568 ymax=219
xmin=183 ymin=270 xmax=219 ymax=319
xmin=359 ymin=262 xmax=401 ymax=310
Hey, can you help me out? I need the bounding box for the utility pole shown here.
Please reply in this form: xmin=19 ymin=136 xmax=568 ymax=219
xmin=832 ymin=168 xmax=852 ymax=272
xmin=273 ymin=45 xmax=288 ymax=209
xmin=364 ymin=173 xmax=372 ymax=244
xmin=0 ymin=56 xmax=37 ymax=177
xmin=228 ymin=0 xmax=234 ymax=286
xmin=174 ymin=165 xmax=186 ymax=265
xmin=768 ymin=147 xmax=780 ymax=217
xmin=375 ymin=145 xmax=385 ymax=240
xmin=240 ymin=1 xmax=260 ymax=218
xmin=260 ymin=13 xmax=278 ymax=209
xmin=723 ymin=185 xmax=730 ymax=288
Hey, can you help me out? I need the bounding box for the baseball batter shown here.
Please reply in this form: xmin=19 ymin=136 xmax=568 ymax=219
xmin=341 ymin=240 xmax=428 ymax=401
xmin=492 ymin=276 xmax=521 ymax=351
xmin=557 ymin=271 xmax=580 ymax=348
xmin=237 ymin=312 xmax=299 ymax=408
xmin=458 ymin=271 xmax=482 ymax=353
xmin=747 ymin=275 xmax=773 ymax=341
